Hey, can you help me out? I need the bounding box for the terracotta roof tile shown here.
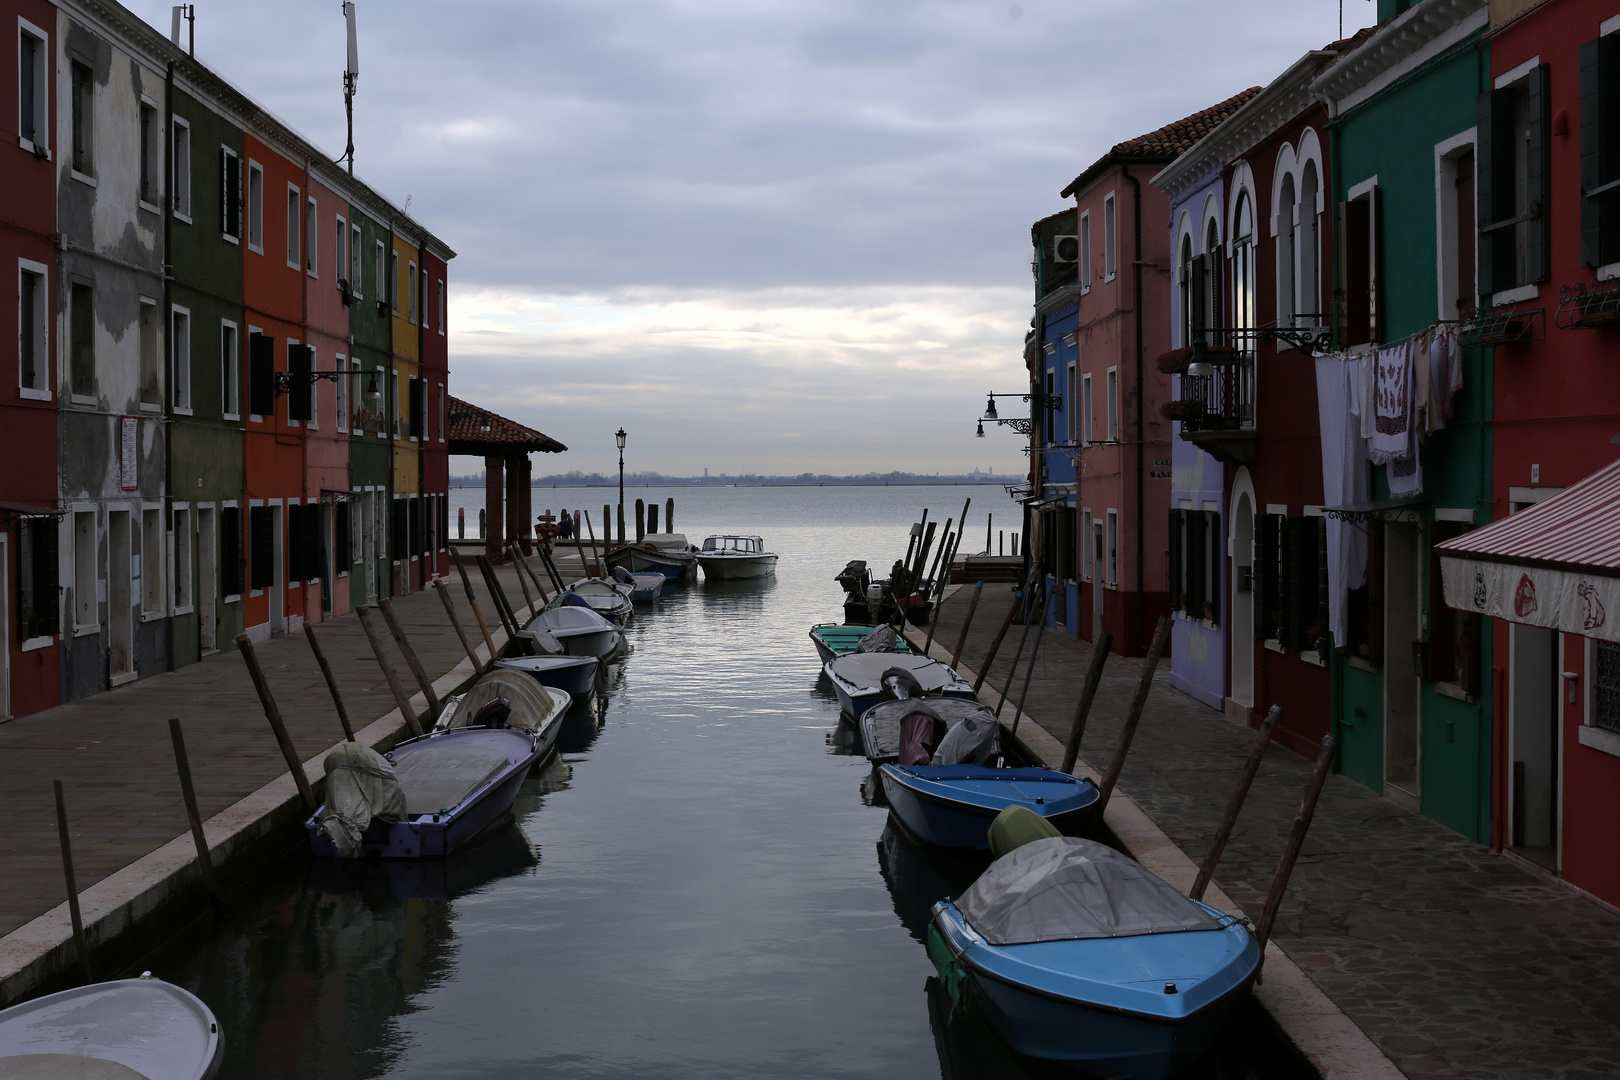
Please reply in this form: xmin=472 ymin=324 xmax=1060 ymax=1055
xmin=446 ymin=395 xmax=568 ymax=453
xmin=1062 ymin=86 xmax=1262 ymax=197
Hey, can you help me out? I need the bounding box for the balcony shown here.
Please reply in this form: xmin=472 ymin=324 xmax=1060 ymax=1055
xmin=1161 ymin=348 xmax=1256 ymax=464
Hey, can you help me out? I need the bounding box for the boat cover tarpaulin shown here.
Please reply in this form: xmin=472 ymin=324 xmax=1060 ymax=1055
xmin=318 ymin=743 xmax=406 ymax=858
xmin=958 ymin=837 xmax=1221 ymax=946
xmin=1438 ymin=456 xmax=1620 ymax=641
xmin=855 ymin=626 xmax=900 ymax=653
xmin=830 ymin=653 xmax=958 ymax=692
xmin=445 ymin=670 xmax=561 ymax=736
xmin=931 ymin=708 xmax=999 ymax=767
xmin=396 ymin=746 xmax=511 ymax=816
xmin=863 ymin=698 xmax=995 ymax=762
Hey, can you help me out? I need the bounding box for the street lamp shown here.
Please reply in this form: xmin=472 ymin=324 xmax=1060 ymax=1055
xmin=615 ymin=428 xmax=627 ymax=545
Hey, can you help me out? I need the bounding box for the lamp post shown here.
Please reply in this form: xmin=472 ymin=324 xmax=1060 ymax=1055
xmin=615 ymin=428 xmax=627 ymax=545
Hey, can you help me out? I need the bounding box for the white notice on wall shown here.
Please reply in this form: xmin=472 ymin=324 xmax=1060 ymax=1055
xmin=121 ymin=416 xmax=138 ymax=491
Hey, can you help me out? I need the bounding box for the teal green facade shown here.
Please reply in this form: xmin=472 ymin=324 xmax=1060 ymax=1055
xmin=1327 ymin=19 xmax=1495 ymax=842
xmin=347 ymin=204 xmax=395 ymax=602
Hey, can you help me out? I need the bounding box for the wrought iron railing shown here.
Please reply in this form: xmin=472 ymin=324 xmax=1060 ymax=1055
xmin=1175 ymin=351 xmax=1255 ymax=432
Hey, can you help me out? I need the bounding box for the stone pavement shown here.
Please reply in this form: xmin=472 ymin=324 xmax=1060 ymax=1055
xmin=0 ymin=560 xmax=562 ymax=944
xmin=927 ymin=584 xmax=1620 ymax=1080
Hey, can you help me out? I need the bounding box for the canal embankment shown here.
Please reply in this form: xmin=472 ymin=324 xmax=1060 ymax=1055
xmin=913 ymin=584 xmax=1620 ymax=1080
xmin=0 ymin=560 xmax=570 ymax=1008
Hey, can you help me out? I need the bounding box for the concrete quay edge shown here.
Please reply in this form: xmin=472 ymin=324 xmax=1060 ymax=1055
xmin=0 ymin=625 xmax=510 ymax=1007
xmin=904 ymin=603 xmax=1404 ymax=1080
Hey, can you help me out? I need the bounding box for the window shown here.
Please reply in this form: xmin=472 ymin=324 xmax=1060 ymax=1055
xmin=171 ymin=117 xmax=191 ymax=219
xmin=1593 ymin=640 xmax=1620 ymax=734
xmin=1059 ymin=506 xmax=1078 ymax=582
xmin=408 ymin=260 xmax=418 ymax=323
xmin=1081 ymin=509 xmax=1093 ymax=580
xmin=248 ymin=332 xmax=273 ymax=418
xmin=1105 ymin=367 xmax=1118 ymax=442
xmin=1479 ymin=61 xmax=1549 ymax=297
xmin=375 ymin=241 xmax=385 ymax=306
xmin=1081 ymin=373 xmax=1093 ymax=444
xmin=1437 ymin=138 xmax=1477 ymax=320
xmin=18 ymin=23 xmax=47 ymax=153
xmin=391 ymin=250 xmax=400 ymax=314
xmin=221 ymin=321 xmax=239 ymax=418
xmin=1256 ymin=513 xmax=1328 ymax=653
xmin=1203 ymin=219 xmax=1223 ymax=342
xmin=1044 ymin=369 xmax=1055 ymax=444
xmin=18 ymin=516 xmax=59 ymax=640
xmin=307 ymin=198 xmax=318 ymax=276
xmin=1277 ymin=173 xmax=1297 ymax=327
xmin=173 ymin=506 xmax=192 ymax=611
xmin=70 ymin=59 xmax=93 ymax=177
xmin=170 ymin=307 xmax=191 ymax=412
xmin=1232 ymin=191 xmax=1256 ymax=332
xmin=141 ymin=507 xmax=163 ymax=616
xmin=246 ymin=161 xmax=264 ymax=251
xmin=409 ymin=376 xmax=425 ymax=439
xmin=1581 ymin=35 xmax=1620 ymax=269
xmin=286 ymin=185 xmax=301 ymax=268
xmin=1078 ymin=212 xmax=1092 ymax=291
xmin=393 ymin=368 xmax=403 ymax=438
xmin=221 ymin=504 xmax=242 ymax=598
xmin=1103 ymin=193 xmax=1117 ymax=279
xmin=336 ymin=216 xmax=347 ymax=288
xmin=1299 ymin=160 xmax=1320 ymax=325
xmin=221 ymin=147 xmax=241 ymax=242
xmin=1105 ymin=510 xmax=1118 ymax=587
xmin=1167 ymin=507 xmax=1221 ymax=624
xmin=1066 ymin=363 xmax=1078 ymax=443
xmin=139 ymin=100 xmax=160 ymax=206
xmin=1339 ymin=180 xmax=1380 ymax=346
xmin=18 ymin=261 xmax=48 ymax=397
xmin=1427 ymin=519 xmax=1479 ymax=693
xmin=438 ymin=383 xmax=446 ymax=442
xmin=334 ymin=500 xmax=351 ymax=575
xmin=286 ymin=343 xmax=311 ymax=425
xmin=138 ymin=300 xmax=159 ymax=407
xmin=351 ymin=224 xmax=364 ymax=296
xmin=438 ymin=279 xmax=446 ymax=334
xmin=1178 ymin=234 xmax=1195 ymax=347
xmin=373 ymin=366 xmax=386 ymax=437
xmin=69 ymin=281 xmax=94 ymax=399
xmin=73 ymin=511 xmax=96 ymax=629
xmin=336 ymin=354 xmax=348 ymax=433
xmin=307 ymin=348 xmax=318 ymax=429
xmin=248 ymin=506 xmax=272 ymax=591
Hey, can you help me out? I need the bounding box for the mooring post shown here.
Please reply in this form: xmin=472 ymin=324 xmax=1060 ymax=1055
xmin=53 ymin=780 xmax=93 ymax=983
xmin=1059 ymin=631 xmax=1114 ymax=775
xmin=1191 ymin=705 xmax=1283 ymax=902
xmin=378 ymin=597 xmax=443 ymax=718
xmin=586 ymin=509 xmax=606 ymax=577
xmin=513 ymin=544 xmax=551 ymax=605
xmin=506 ymin=544 xmax=537 ymax=614
xmin=923 ymin=528 xmax=959 ymax=653
xmin=234 ymin=634 xmax=320 ymax=810
xmin=972 ymin=592 xmax=1022 ymax=694
xmin=1254 ymin=734 xmax=1338 ymax=961
xmin=353 ymin=610 xmax=425 ymax=738
xmin=451 ymin=548 xmax=499 ymax=661
xmin=167 ymin=719 xmax=224 ymax=914
xmin=997 ymin=580 xmax=1043 ymax=717
xmin=950 ymin=582 xmax=984 ymax=668
xmin=476 ymin=555 xmax=520 ymax=638
xmin=666 ymin=497 xmax=674 ymax=532
xmin=1010 ymin=587 xmax=1059 ymax=735
xmin=1095 ymin=616 xmax=1173 ymax=813
xmin=536 ymin=543 xmax=566 ymax=593
xmin=647 ymin=503 xmax=659 ymax=533
xmin=303 ymin=624 xmax=356 ymax=741
xmin=435 ymin=579 xmax=482 ymax=669
xmin=635 ymin=498 xmax=646 ymax=542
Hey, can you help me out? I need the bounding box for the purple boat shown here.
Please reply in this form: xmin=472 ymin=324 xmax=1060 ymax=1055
xmin=306 ymin=726 xmax=540 ymax=859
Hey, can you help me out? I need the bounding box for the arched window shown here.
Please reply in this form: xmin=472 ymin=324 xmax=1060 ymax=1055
xmin=1299 ymin=160 xmax=1320 ymax=327
xmin=1205 ymin=219 xmax=1221 ymax=341
xmin=1180 ymin=234 xmax=1194 ymax=347
xmin=1277 ymin=174 xmax=1297 ymax=327
xmin=1233 ymin=191 xmax=1255 ymax=335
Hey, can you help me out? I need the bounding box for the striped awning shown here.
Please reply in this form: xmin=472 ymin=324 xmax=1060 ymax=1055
xmin=1438 ymin=457 xmax=1620 ymax=641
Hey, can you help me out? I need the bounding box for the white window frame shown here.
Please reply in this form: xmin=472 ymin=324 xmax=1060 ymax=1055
xmin=138 ymin=296 xmax=161 ymax=411
xmin=408 ymin=260 xmax=418 ymax=324
xmin=306 ymin=346 xmax=318 ymax=430
xmin=170 ymin=115 xmax=191 ymax=222
xmin=375 ymin=240 xmax=386 ymax=307
xmin=170 ymin=304 xmax=192 ymax=415
xmin=246 ymin=324 xmax=264 ymax=423
xmin=306 ymin=197 xmax=319 ymax=277
xmin=438 ymin=279 xmax=446 ymax=335
xmin=68 ymin=56 xmax=94 ymax=185
xmin=286 ymin=183 xmax=302 ymax=269
xmin=375 ymin=365 xmax=387 ymax=438
xmin=18 ymin=257 xmax=50 ymax=400
xmin=137 ymin=95 xmax=162 ymax=214
xmin=1081 ymin=373 xmax=1093 ymax=444
xmin=285 ymin=338 xmax=301 ymax=428
xmin=220 ymin=145 xmax=240 ymax=244
xmin=140 ymin=504 xmax=163 ymax=620
xmin=1081 ymin=507 xmax=1093 ymax=581
xmin=1105 ymin=365 xmax=1119 ymax=442
xmin=1078 ymin=211 xmax=1092 ymax=292
xmin=72 ymin=507 xmax=98 ymax=634
xmin=1103 ymin=192 xmax=1117 ymax=281
xmin=391 ymin=250 xmax=400 ymax=316
xmin=17 ymin=18 xmax=50 ymax=159
xmin=245 ymin=159 xmax=264 ymax=252
xmin=335 ymin=214 xmax=347 ymax=289
xmin=1433 ymin=128 xmax=1479 ymax=323
xmin=1066 ymin=362 xmax=1077 ymax=444
xmin=171 ymin=503 xmax=193 ymax=615
xmin=1105 ymin=508 xmax=1119 ymax=588
xmin=336 ymin=353 xmax=349 ymax=434
xmin=1582 ymin=637 xmax=1620 ymax=759
xmin=220 ymin=319 xmax=239 ymax=420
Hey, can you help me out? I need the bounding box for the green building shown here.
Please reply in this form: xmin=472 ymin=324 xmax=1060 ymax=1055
xmin=346 ymin=203 xmax=396 ymax=603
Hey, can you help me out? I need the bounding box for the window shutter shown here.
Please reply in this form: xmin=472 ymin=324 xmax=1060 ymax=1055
xmin=236 ymin=156 xmax=245 ymax=240
xmin=440 ymin=497 xmax=449 ymax=551
xmin=1476 ymin=90 xmax=1497 ymax=296
xmin=392 ymin=499 xmax=407 ymax=560
xmin=1167 ymin=509 xmax=1182 ymax=612
xmin=287 ymin=506 xmax=303 ymax=581
xmin=1283 ymin=515 xmax=1303 ymax=650
xmin=334 ymin=502 xmax=350 ymax=571
xmin=412 ymin=498 xmax=426 ymax=556
xmin=409 ymin=377 xmax=426 ymax=438
xmin=1190 ymin=255 xmax=1206 ymax=339
xmin=1583 ymin=38 xmax=1605 ymax=268
xmin=249 ymin=333 xmax=275 ymax=416
xmin=1369 ymin=186 xmax=1383 ymax=344
xmin=1526 ymin=64 xmax=1551 ymax=284
xmin=288 ymin=345 xmax=312 ymax=422
xmin=221 ymin=148 xmax=230 ymax=234
xmin=249 ymin=506 xmax=273 ymax=589
xmin=222 ymin=507 xmax=242 ymax=595
xmin=1256 ymin=513 xmax=1275 ymax=640
xmin=1315 ymin=518 xmax=1329 ymax=653
xmin=1208 ymin=250 xmax=1223 ymax=339
xmin=1206 ymin=511 xmax=1221 ymax=626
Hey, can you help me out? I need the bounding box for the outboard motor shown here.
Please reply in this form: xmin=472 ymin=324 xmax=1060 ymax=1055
xmin=473 ymin=696 xmax=513 ymax=729
xmin=881 ymin=665 xmax=925 ymax=701
xmin=611 ymin=565 xmax=635 ymax=586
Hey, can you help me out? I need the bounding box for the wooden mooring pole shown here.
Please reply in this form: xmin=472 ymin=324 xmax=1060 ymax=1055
xmin=513 ymin=545 xmax=551 ymax=605
xmin=167 ymin=719 xmax=224 ymax=914
xmin=950 ymin=582 xmax=984 ymax=668
xmin=435 ymin=579 xmax=482 ymax=669
xmin=379 ymin=597 xmax=442 ymax=719
xmin=1007 ymin=588 xmax=1052 ymax=735
xmin=1255 ymin=734 xmax=1338 ymax=959
xmin=1094 ymin=616 xmax=1173 ymax=813
xmin=972 ymin=592 xmax=1022 ymax=695
xmin=1059 ymin=632 xmax=1113 ymax=775
xmin=452 ymin=548 xmax=499 ymax=661
xmin=353 ymin=610 xmax=425 ymax=738
xmin=476 ymin=555 xmax=520 ymax=638
xmin=1191 ymin=705 xmax=1282 ymax=902
xmin=234 ymin=634 xmax=319 ymax=811
xmin=997 ymin=581 xmax=1044 ymax=719
xmin=507 ymin=544 xmax=538 ymax=614
xmin=587 ymin=509 xmax=606 ymax=577
xmin=53 ymin=780 xmax=93 ymax=983
xmin=303 ymin=624 xmax=356 ymax=741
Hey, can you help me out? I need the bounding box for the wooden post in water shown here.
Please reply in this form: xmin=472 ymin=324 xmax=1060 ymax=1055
xmin=1008 ymin=588 xmax=1053 ymax=735
xmin=353 ymin=611 xmax=425 ymax=738
xmin=1255 ymin=734 xmax=1339 ymax=957
xmin=235 ymin=634 xmax=321 ymax=808
xmin=167 ymin=718 xmax=224 ymax=914
xmin=435 ymin=579 xmax=482 ymax=670
xmin=451 ymin=548 xmax=498 ymax=661
xmin=924 ymin=525 xmax=966 ymax=653
xmin=996 ymin=580 xmax=1043 ymax=716
xmin=1191 ymin=705 xmax=1282 ymax=902
xmin=635 ymin=498 xmax=645 ymax=542
xmin=1094 ymin=616 xmax=1173 ymax=813
xmin=536 ymin=544 xmax=567 ymax=593
xmin=476 ymin=555 xmax=520 ymax=639
xmin=648 ymin=503 xmax=659 ymax=534
xmin=951 ymin=583 xmax=984 ymax=668
xmin=513 ymin=545 xmax=551 ymax=605
xmin=303 ymin=624 xmax=356 ymax=741
xmin=586 ymin=510 xmax=606 ymax=577
xmin=972 ymin=595 xmax=1021 ymax=694
xmin=506 ymin=544 xmax=537 ymax=614
xmin=666 ymin=497 xmax=674 ymax=532
xmin=1059 ymin=632 xmax=1113 ymax=775
xmin=53 ymin=781 xmax=92 ymax=983
xmin=379 ymin=597 xmax=443 ymax=718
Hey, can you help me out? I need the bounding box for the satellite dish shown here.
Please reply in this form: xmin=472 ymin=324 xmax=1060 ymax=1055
xmin=344 ymin=2 xmax=359 ymax=92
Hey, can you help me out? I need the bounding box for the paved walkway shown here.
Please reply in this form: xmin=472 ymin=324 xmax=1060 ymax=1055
xmin=0 ymin=559 xmax=567 ymax=943
xmin=928 ymin=585 xmax=1620 ymax=1080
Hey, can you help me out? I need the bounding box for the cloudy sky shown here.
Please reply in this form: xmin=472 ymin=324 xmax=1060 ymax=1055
xmin=129 ymin=0 xmax=1377 ymax=477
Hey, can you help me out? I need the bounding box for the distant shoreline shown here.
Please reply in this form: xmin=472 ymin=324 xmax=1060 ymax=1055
xmin=448 ymin=480 xmax=1014 ymax=490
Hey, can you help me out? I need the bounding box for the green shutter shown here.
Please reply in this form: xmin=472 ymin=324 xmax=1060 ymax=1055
xmin=1583 ymin=37 xmax=1604 ymax=268
xmin=1527 ymin=64 xmax=1551 ymax=283
xmin=1477 ymin=90 xmax=1498 ymax=296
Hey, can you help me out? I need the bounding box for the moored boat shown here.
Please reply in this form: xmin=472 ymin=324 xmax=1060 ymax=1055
xmin=880 ymin=765 xmax=1099 ymax=851
xmin=605 ymin=533 xmax=699 ymax=581
xmin=437 ymin=670 xmax=571 ymax=759
xmin=548 ymin=577 xmax=634 ymax=625
xmin=522 ymin=605 xmax=622 ymax=659
xmin=0 ymin=975 xmax=223 ymax=1080
xmin=696 ymin=534 xmax=778 ymax=580
xmin=823 ymin=653 xmax=974 ymax=719
xmin=494 ymin=653 xmax=601 ymax=697
xmin=808 ymin=622 xmax=915 ymax=664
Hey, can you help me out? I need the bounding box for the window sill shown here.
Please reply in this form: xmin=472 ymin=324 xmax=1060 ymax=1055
xmin=1346 ymin=655 xmax=1379 ymax=673
xmin=1577 ymin=724 xmax=1620 ymax=759
xmin=173 ymin=407 xmax=193 ymax=417
xmin=21 ymin=635 xmax=54 ymax=653
xmin=224 ymin=413 xmax=241 ymax=422
xmin=70 ymin=169 xmax=96 ymax=188
xmin=199 ymin=647 xmax=220 ymax=658
xmin=1299 ymin=650 xmax=1327 ymax=668
xmin=1432 ymin=681 xmax=1475 ymax=703
xmin=223 ymin=594 xmax=242 ymax=604
xmin=1491 ymin=283 xmax=1540 ymax=306
xmin=173 ymin=211 xmax=192 ymax=226
xmin=109 ymin=671 xmax=139 ymax=687
xmin=140 ymin=610 xmax=165 ymax=623
xmin=1598 ymin=261 xmax=1620 ymax=282
xmin=19 ymin=138 xmax=50 ymax=159
xmin=248 ymin=243 xmax=264 ymax=256
xmin=70 ymin=394 xmax=97 ymax=407
xmin=1264 ymin=639 xmax=1287 ymax=655
xmin=172 ymin=605 xmax=194 ymax=617
xmin=140 ymin=402 xmax=162 ymax=413
xmin=138 ymin=199 xmax=161 ymax=216
xmin=19 ymin=388 xmax=51 ymax=402
xmin=222 ymin=234 xmax=240 ymax=246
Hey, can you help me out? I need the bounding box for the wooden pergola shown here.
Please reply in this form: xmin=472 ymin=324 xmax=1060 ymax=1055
xmin=447 ymin=395 xmax=567 ymax=559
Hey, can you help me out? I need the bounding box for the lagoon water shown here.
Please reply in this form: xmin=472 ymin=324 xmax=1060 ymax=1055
xmin=145 ymin=485 xmax=1287 ymax=1079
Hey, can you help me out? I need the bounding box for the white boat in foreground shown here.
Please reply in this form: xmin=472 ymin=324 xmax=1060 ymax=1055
xmin=696 ymin=535 xmax=778 ymax=580
xmin=0 ymin=974 xmax=223 ymax=1079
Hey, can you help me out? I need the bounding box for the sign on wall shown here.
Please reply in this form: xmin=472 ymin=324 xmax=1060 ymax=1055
xmin=121 ymin=416 xmax=138 ymax=491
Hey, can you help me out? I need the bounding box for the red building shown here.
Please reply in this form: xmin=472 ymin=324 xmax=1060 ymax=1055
xmin=1 ymin=0 xmax=62 ymax=717
xmin=302 ymin=173 xmax=351 ymax=618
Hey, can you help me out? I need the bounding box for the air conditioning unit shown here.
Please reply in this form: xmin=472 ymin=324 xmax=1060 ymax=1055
xmin=1053 ymin=235 xmax=1079 ymax=263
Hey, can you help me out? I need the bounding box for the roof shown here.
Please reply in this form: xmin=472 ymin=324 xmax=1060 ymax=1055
xmin=1438 ymin=459 xmax=1620 ymax=577
xmin=446 ymin=396 xmax=568 ymax=454
xmin=1060 ymin=87 xmax=1262 ymax=198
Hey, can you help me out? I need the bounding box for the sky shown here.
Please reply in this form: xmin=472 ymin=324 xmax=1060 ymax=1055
xmin=128 ymin=0 xmax=1379 ymax=477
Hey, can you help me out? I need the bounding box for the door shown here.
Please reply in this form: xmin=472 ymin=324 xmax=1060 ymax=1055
xmin=0 ymin=535 xmax=9 ymax=719
xmin=269 ymin=503 xmax=284 ymax=633
xmin=108 ymin=510 xmax=133 ymax=679
xmin=198 ymin=506 xmax=217 ymax=651
xmin=1231 ymin=495 xmax=1254 ymax=706
xmin=1091 ymin=522 xmax=1105 ymax=638
xmin=1510 ymin=624 xmax=1560 ymax=871
xmin=1383 ymin=521 xmax=1421 ymax=810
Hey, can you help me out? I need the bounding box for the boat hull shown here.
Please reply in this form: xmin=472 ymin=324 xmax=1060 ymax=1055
xmin=832 ymin=682 xmax=975 ymax=720
xmin=808 ymin=623 xmax=913 ymax=665
xmin=0 ymin=978 xmax=224 ymax=1080
xmin=607 ymin=545 xmax=695 ymax=581
xmin=698 ymin=553 xmax=778 ymax=580
xmin=495 ymin=656 xmax=601 ymax=697
xmin=879 ymin=765 xmax=1098 ymax=850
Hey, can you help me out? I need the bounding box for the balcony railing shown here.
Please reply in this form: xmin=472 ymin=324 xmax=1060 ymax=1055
xmin=1161 ymin=348 xmax=1257 ymax=464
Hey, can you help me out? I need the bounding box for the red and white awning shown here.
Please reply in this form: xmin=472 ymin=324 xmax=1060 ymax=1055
xmin=1438 ymin=457 xmax=1620 ymax=641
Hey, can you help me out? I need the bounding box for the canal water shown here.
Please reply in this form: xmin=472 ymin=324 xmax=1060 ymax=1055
xmin=144 ymin=486 xmax=1295 ymax=1079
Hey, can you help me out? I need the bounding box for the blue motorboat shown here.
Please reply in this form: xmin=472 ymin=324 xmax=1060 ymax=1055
xmin=496 ymin=654 xmax=601 ymax=697
xmin=880 ymin=764 xmax=1098 ymax=851
xmin=824 ymin=653 xmax=974 ymax=719
xmin=929 ymin=836 xmax=1260 ymax=1079
xmin=605 ymin=532 xmax=699 ymax=581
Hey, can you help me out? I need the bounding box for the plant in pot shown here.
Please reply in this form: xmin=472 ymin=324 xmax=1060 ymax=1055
xmin=1159 ymin=399 xmax=1205 ymax=423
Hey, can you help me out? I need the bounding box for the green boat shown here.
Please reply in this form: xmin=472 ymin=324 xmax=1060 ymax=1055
xmin=809 ymin=623 xmax=915 ymax=664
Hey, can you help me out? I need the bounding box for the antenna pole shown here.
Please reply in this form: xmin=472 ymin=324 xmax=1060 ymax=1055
xmin=344 ymin=77 xmax=355 ymax=174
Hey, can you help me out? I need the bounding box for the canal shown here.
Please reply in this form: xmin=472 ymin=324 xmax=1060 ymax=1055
xmin=143 ymin=487 xmax=1301 ymax=1079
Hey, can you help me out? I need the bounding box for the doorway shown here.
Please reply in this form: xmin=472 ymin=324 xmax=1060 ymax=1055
xmin=1091 ymin=521 xmax=1105 ymax=638
xmin=1510 ymin=623 xmax=1560 ymax=871
xmin=269 ymin=503 xmax=284 ymax=634
xmin=108 ymin=510 xmax=133 ymax=680
xmin=198 ymin=506 xmax=217 ymax=651
xmin=0 ymin=535 xmax=9 ymax=719
xmin=1383 ymin=520 xmax=1421 ymax=809
xmin=1231 ymin=493 xmax=1255 ymax=707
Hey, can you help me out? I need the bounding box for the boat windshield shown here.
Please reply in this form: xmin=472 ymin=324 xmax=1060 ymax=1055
xmin=702 ymin=535 xmax=761 ymax=553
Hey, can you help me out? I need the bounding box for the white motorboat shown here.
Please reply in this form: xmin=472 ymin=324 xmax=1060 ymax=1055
xmin=0 ymin=974 xmax=223 ymax=1079
xmin=696 ymin=535 xmax=778 ymax=580
xmin=521 ymin=606 xmax=622 ymax=658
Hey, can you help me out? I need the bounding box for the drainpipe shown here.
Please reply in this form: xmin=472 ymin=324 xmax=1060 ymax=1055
xmin=416 ymin=244 xmax=426 ymax=588
xmin=1127 ymin=168 xmax=1146 ymax=654
xmin=301 ymin=158 xmax=311 ymax=619
xmin=163 ymin=61 xmax=175 ymax=669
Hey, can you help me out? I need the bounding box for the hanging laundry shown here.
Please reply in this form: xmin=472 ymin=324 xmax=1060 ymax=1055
xmin=1388 ymin=443 xmax=1422 ymax=498
xmin=1412 ymin=329 xmax=1439 ymax=437
xmin=1315 ymin=354 xmax=1370 ymax=648
xmin=1370 ymin=342 xmax=1412 ymax=465
xmin=1358 ymin=352 xmax=1377 ymax=441
xmin=1427 ymin=329 xmax=1449 ymax=433
xmin=1443 ymin=329 xmax=1463 ymax=418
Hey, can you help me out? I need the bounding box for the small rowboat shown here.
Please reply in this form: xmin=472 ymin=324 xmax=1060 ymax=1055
xmin=823 ymin=653 xmax=974 ymax=719
xmin=0 ymin=974 xmax=223 ymax=1079
xmin=522 ymin=606 xmax=621 ymax=659
xmin=808 ymin=623 xmax=915 ymax=664
xmin=627 ymin=572 xmax=666 ymax=601
xmin=549 ymin=578 xmax=634 ymax=626
xmin=495 ymin=654 xmax=601 ymax=697
xmin=879 ymin=765 xmax=1098 ymax=850
xmin=605 ymin=533 xmax=699 ymax=581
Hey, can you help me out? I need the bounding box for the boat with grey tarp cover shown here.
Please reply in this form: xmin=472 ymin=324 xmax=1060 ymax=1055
xmin=0 ymin=974 xmax=223 ymax=1079
xmin=823 ymin=653 xmax=974 ymax=719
